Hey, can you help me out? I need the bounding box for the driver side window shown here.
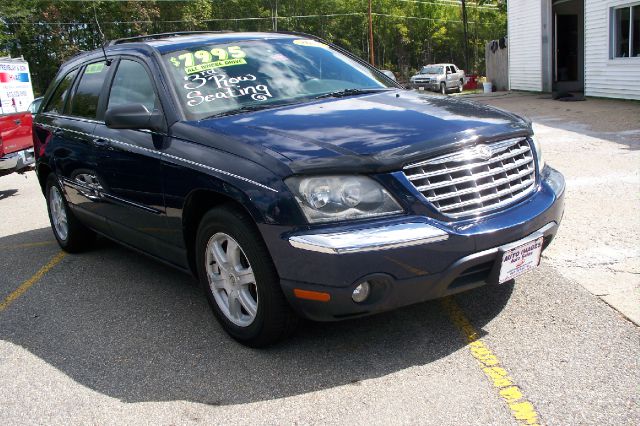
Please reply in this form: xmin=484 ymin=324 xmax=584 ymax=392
xmin=108 ymin=59 xmax=159 ymax=112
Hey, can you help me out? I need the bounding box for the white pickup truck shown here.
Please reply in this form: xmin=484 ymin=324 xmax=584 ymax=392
xmin=410 ymin=63 xmax=465 ymax=94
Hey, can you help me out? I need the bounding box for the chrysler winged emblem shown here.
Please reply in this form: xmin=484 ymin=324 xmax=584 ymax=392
xmin=473 ymin=144 xmax=493 ymax=160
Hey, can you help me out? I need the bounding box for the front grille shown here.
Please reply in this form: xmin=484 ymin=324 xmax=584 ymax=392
xmin=403 ymin=137 xmax=536 ymax=217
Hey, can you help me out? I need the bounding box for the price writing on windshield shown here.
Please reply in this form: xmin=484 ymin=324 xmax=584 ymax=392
xmin=168 ymin=46 xmax=247 ymax=74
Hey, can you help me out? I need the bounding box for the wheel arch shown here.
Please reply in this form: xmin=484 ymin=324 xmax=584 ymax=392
xmin=36 ymin=162 xmax=53 ymax=194
xmin=181 ymin=186 xmax=265 ymax=276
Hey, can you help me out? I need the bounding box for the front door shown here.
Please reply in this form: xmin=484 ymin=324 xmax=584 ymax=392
xmin=446 ymin=66 xmax=456 ymax=88
xmin=92 ymin=57 xmax=170 ymax=259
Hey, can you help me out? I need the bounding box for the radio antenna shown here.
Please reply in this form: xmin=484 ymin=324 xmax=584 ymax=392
xmin=93 ymin=3 xmax=112 ymax=65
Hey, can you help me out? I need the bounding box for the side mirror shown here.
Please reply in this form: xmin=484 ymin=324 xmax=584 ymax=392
xmin=446 ymin=70 xmax=452 ymax=75
xmin=380 ymin=70 xmax=397 ymax=81
xmin=105 ymin=104 xmax=165 ymax=132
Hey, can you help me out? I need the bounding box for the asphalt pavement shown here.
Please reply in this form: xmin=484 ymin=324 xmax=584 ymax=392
xmin=1 ymin=96 xmax=639 ymax=424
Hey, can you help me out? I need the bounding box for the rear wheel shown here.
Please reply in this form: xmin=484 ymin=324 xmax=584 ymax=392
xmin=458 ymin=80 xmax=464 ymax=93
xmin=45 ymin=174 xmax=95 ymax=252
xmin=440 ymin=82 xmax=447 ymax=95
xmin=196 ymin=205 xmax=298 ymax=347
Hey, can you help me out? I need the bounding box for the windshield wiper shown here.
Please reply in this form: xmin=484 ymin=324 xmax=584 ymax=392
xmin=204 ymin=104 xmax=277 ymax=119
xmin=314 ymin=88 xmax=393 ymax=100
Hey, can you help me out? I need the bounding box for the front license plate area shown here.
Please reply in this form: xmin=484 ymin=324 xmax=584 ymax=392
xmin=497 ymin=237 xmax=544 ymax=284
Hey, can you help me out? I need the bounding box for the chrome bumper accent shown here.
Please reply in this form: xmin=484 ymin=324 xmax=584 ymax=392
xmin=289 ymin=222 xmax=449 ymax=255
xmin=0 ymin=148 xmax=34 ymax=171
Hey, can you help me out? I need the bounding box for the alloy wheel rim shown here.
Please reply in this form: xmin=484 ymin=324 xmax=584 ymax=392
xmin=49 ymin=186 xmax=69 ymax=241
xmin=205 ymin=232 xmax=258 ymax=327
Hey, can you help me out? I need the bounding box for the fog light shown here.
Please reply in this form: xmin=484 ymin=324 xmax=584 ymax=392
xmin=352 ymin=281 xmax=371 ymax=303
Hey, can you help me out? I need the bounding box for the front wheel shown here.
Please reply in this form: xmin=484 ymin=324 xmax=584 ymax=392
xmin=440 ymin=82 xmax=447 ymax=95
xmin=196 ymin=205 xmax=298 ymax=347
xmin=458 ymin=80 xmax=464 ymax=93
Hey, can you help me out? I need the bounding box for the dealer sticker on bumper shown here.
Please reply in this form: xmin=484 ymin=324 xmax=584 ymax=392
xmin=498 ymin=237 xmax=544 ymax=284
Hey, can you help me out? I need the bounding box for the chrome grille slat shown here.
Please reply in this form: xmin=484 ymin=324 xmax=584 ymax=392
xmin=413 ymin=157 xmax=533 ymax=191
xmin=405 ymin=146 xmax=531 ymax=180
xmin=429 ymin=168 xmax=534 ymax=202
xmin=438 ymin=180 xmax=535 ymax=212
xmin=403 ymin=137 xmax=537 ymax=217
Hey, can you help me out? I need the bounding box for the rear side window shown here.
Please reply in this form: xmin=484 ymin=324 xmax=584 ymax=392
xmin=107 ymin=59 xmax=158 ymax=112
xmin=69 ymin=61 xmax=110 ymax=119
xmin=44 ymin=69 xmax=78 ymax=114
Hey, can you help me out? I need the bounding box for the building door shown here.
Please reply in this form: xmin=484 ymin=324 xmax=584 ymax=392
xmin=555 ymin=14 xmax=579 ymax=82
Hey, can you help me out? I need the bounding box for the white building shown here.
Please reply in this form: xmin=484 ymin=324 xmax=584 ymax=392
xmin=507 ymin=0 xmax=640 ymax=100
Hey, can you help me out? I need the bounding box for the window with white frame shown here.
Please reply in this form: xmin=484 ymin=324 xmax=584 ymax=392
xmin=612 ymin=3 xmax=640 ymax=58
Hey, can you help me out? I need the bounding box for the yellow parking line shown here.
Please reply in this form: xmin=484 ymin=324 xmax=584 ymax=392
xmin=441 ymin=297 xmax=542 ymax=426
xmin=0 ymin=241 xmax=56 ymax=250
xmin=0 ymin=251 xmax=66 ymax=312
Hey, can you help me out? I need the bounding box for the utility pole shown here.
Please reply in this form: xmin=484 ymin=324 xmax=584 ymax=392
xmin=271 ymin=0 xmax=278 ymax=31
xmin=461 ymin=0 xmax=469 ymax=71
xmin=368 ymin=0 xmax=375 ymax=66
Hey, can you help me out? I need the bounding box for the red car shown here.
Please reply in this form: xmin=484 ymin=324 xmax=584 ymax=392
xmin=0 ymin=97 xmax=40 ymax=176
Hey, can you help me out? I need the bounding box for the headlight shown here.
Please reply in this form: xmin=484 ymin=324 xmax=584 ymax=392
xmin=530 ymin=134 xmax=545 ymax=171
xmin=285 ymin=175 xmax=403 ymax=223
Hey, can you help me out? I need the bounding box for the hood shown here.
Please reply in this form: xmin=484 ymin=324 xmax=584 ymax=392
xmin=179 ymin=90 xmax=531 ymax=175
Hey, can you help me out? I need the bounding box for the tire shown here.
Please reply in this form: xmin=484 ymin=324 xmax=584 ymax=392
xmin=195 ymin=205 xmax=298 ymax=347
xmin=440 ymin=82 xmax=447 ymax=95
xmin=45 ymin=174 xmax=95 ymax=252
xmin=458 ymin=80 xmax=464 ymax=93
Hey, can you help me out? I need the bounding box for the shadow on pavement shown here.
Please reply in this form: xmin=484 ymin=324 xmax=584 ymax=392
xmin=0 ymin=189 xmax=18 ymax=201
xmin=0 ymin=227 xmax=514 ymax=406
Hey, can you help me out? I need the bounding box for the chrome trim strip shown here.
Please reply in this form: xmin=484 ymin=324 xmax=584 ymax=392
xmin=41 ymin=113 xmax=103 ymax=125
xmin=103 ymin=193 xmax=163 ymax=214
xmin=288 ymin=222 xmax=449 ymax=255
xmin=38 ymin=123 xmax=278 ymax=193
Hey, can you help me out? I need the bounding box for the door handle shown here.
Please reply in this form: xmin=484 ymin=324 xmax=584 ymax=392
xmin=14 ymin=119 xmax=21 ymax=125
xmin=53 ymin=129 xmax=64 ymax=136
xmin=92 ymin=138 xmax=110 ymax=147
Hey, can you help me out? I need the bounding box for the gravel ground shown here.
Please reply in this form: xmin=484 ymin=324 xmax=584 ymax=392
xmin=0 ymin=94 xmax=639 ymax=424
xmin=472 ymin=93 xmax=640 ymax=325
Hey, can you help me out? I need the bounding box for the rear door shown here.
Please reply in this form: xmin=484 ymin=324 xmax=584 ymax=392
xmin=58 ymin=61 xmax=114 ymax=233
xmin=91 ymin=57 xmax=170 ymax=259
xmin=38 ymin=63 xmax=113 ymax=235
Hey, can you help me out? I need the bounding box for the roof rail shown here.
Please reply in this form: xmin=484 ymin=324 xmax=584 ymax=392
xmin=107 ymin=31 xmax=233 ymax=46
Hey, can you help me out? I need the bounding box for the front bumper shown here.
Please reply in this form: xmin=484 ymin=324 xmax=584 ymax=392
xmin=263 ymin=167 xmax=565 ymax=321
xmin=0 ymin=147 xmax=35 ymax=173
xmin=412 ymin=81 xmax=439 ymax=90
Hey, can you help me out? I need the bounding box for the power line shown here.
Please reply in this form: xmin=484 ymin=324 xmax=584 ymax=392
xmin=3 ymin=11 xmax=492 ymax=27
xmin=391 ymin=0 xmax=497 ymax=9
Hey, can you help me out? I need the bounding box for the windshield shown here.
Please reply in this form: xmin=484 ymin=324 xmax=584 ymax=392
xmin=421 ymin=66 xmax=443 ymax=74
xmin=163 ymin=38 xmax=394 ymax=120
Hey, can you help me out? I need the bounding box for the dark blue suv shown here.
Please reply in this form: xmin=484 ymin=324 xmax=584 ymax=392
xmin=33 ymin=32 xmax=565 ymax=346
